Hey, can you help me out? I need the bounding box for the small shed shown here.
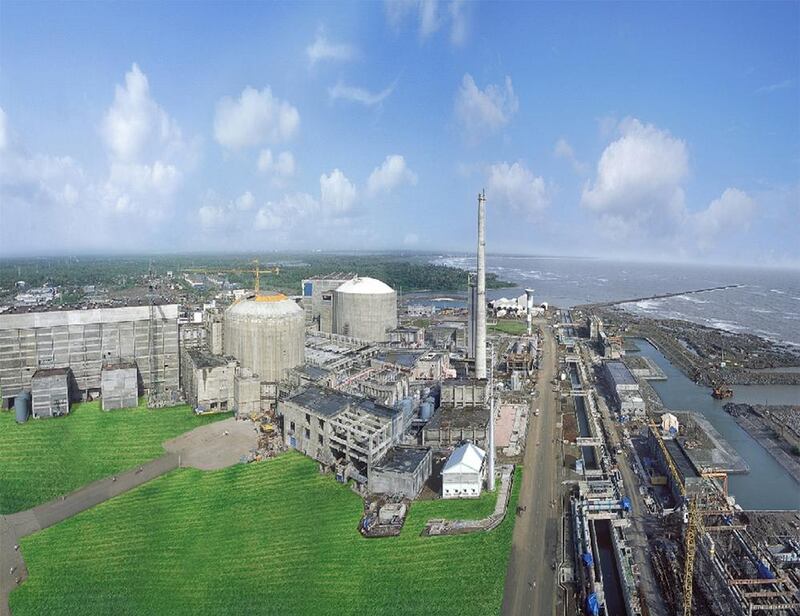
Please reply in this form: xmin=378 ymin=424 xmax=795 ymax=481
xmin=369 ymin=446 xmax=432 ymax=499
xmin=442 ymin=443 xmax=486 ymax=499
xmin=101 ymin=361 xmax=139 ymax=410
xmin=31 ymin=368 xmax=71 ymax=418
xmin=661 ymin=412 xmax=680 ymax=435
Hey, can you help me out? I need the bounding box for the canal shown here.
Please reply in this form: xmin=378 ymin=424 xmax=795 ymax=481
xmin=632 ymin=338 xmax=800 ymax=510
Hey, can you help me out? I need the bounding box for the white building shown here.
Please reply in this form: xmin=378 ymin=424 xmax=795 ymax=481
xmin=442 ymin=443 xmax=486 ymax=499
xmin=661 ymin=412 xmax=680 ymax=435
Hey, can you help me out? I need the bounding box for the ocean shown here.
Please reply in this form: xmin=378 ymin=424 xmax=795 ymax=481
xmin=427 ymin=255 xmax=800 ymax=348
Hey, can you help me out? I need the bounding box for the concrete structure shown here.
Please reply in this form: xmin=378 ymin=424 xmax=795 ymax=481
xmin=332 ymin=277 xmax=397 ymax=342
xmin=604 ymin=360 xmax=643 ymax=416
xmin=525 ymin=288 xmax=535 ymax=336
xmin=442 ymin=442 xmax=486 ymax=499
xmin=31 ymin=368 xmax=70 ymax=418
xmin=182 ymin=348 xmax=237 ymax=413
xmin=661 ymin=412 xmax=679 ymax=435
xmin=369 ymin=446 xmax=432 ymax=498
xmin=223 ymin=295 xmax=305 ymax=383
xmin=467 ymin=274 xmax=477 ymax=359
xmin=475 ymin=191 xmax=487 ymax=379
xmin=280 ymin=385 xmax=405 ymax=479
xmin=301 ymin=273 xmax=357 ymax=331
xmin=233 ymin=369 xmax=262 ymax=418
xmin=424 ymin=404 xmax=491 ymax=449
xmin=440 ymin=378 xmax=487 ymax=407
xmin=100 ymin=361 xmax=139 ymax=410
xmin=388 ymin=326 xmax=425 ymax=347
xmin=0 ymin=304 xmax=179 ymax=408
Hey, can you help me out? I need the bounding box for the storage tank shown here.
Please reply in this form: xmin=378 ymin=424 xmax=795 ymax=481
xmin=420 ymin=397 xmax=435 ymax=421
xmin=14 ymin=391 xmax=31 ymax=423
xmin=224 ymin=295 xmax=305 ymax=383
xmin=332 ymin=277 xmax=397 ymax=342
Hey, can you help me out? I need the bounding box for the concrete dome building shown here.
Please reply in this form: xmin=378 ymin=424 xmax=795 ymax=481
xmin=224 ymin=295 xmax=305 ymax=382
xmin=332 ymin=277 xmax=397 ymax=342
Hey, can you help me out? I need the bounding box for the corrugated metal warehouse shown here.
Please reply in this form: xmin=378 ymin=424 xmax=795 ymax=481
xmin=0 ymin=305 xmax=180 ymax=408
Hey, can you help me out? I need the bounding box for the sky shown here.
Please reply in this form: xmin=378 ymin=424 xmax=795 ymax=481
xmin=0 ymin=1 xmax=798 ymax=266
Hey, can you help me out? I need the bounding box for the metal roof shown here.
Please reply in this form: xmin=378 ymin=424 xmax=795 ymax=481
xmin=443 ymin=443 xmax=485 ymax=474
xmin=373 ymin=447 xmax=430 ymax=474
xmin=605 ymin=361 xmax=637 ymax=386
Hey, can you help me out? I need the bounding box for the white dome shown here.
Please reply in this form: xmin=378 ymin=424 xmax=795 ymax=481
xmin=335 ymin=276 xmax=394 ymax=295
xmin=226 ymin=296 xmax=304 ymax=318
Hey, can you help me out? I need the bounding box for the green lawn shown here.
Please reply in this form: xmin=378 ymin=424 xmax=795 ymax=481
xmin=489 ymin=320 xmax=528 ymax=335
xmin=11 ymin=453 xmax=521 ymax=616
xmin=0 ymin=400 xmax=229 ymax=514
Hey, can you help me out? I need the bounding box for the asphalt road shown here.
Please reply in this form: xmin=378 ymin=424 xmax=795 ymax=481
xmin=502 ymin=319 xmax=561 ymax=616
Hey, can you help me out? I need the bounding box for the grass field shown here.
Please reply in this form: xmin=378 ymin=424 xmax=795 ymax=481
xmin=11 ymin=453 xmax=520 ymax=616
xmin=489 ymin=320 xmax=528 ymax=335
xmin=0 ymin=400 xmax=229 ymax=514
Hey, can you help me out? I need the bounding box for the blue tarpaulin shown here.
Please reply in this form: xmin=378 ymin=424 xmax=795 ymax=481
xmin=586 ymin=593 xmax=600 ymax=616
xmin=620 ymin=497 xmax=632 ymax=512
xmin=582 ymin=552 xmax=594 ymax=567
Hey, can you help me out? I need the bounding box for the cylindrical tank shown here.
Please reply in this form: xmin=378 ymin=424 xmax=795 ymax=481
xmin=332 ymin=277 xmax=397 ymax=342
xmin=15 ymin=391 xmax=31 ymax=423
xmin=420 ymin=396 xmax=435 ymax=421
xmin=224 ymin=295 xmax=305 ymax=382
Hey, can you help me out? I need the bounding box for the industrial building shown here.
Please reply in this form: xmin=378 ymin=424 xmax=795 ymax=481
xmin=280 ymin=385 xmax=406 ymax=481
xmin=223 ymin=294 xmax=305 ymax=383
xmin=301 ymin=273 xmax=357 ymax=331
xmin=442 ymin=442 xmax=486 ymax=499
xmin=181 ymin=349 xmax=237 ymax=413
xmin=332 ymin=277 xmax=397 ymax=342
xmin=388 ymin=326 xmax=425 ymax=348
xmin=30 ymin=367 xmax=71 ymax=418
xmin=604 ymin=360 xmax=645 ymax=417
xmin=0 ymin=304 xmax=180 ymax=409
xmin=369 ymin=446 xmax=432 ymax=499
xmin=100 ymin=361 xmax=139 ymax=410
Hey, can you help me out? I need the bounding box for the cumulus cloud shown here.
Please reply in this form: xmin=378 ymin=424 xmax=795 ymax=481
xmin=257 ymin=149 xmax=295 ymax=179
xmin=101 ymin=63 xmax=185 ymax=162
xmin=306 ymin=29 xmax=357 ymax=66
xmin=0 ymin=106 xmax=8 ymax=151
xmin=581 ymin=117 xmax=758 ymax=251
xmin=691 ymin=188 xmax=757 ymax=249
xmin=214 ymin=86 xmax=299 ymax=149
xmin=455 ymin=74 xmax=518 ymax=141
xmin=367 ymin=155 xmax=417 ymax=196
xmin=553 ymin=137 xmax=587 ymax=173
xmin=486 ymin=161 xmax=549 ymax=218
xmin=236 ymin=191 xmax=255 ymax=211
xmin=197 ymin=190 xmax=256 ymax=230
xmin=403 ymin=232 xmax=420 ymax=245
xmin=385 ymin=0 xmax=469 ymax=45
xmin=328 ymin=81 xmax=396 ymax=106
xmin=320 ymin=168 xmax=357 ymax=213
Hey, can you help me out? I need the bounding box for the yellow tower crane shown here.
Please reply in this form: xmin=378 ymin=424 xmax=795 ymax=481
xmin=182 ymin=259 xmax=281 ymax=300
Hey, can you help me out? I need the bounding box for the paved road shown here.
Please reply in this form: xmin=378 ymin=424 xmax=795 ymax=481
xmin=0 ymin=417 xmax=257 ymax=616
xmin=502 ymin=319 xmax=561 ymax=616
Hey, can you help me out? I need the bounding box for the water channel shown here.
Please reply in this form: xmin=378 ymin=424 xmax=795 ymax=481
xmin=632 ymin=338 xmax=800 ymax=510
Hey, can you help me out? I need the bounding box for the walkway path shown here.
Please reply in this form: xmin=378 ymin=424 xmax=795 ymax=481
xmin=0 ymin=417 xmax=257 ymax=616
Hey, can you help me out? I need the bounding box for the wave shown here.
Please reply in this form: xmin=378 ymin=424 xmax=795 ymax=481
xmin=770 ymin=289 xmax=787 ymax=295
xmin=675 ymin=295 xmax=709 ymax=304
xmin=750 ymin=307 xmax=774 ymax=314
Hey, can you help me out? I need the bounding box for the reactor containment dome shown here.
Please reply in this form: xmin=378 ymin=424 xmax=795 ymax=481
xmin=223 ymin=294 xmax=305 ymax=383
xmin=332 ymin=276 xmax=397 ymax=342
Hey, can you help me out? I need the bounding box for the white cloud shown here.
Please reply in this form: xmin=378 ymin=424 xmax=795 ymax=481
xmin=367 ymin=155 xmax=417 ymax=196
xmin=306 ymin=30 xmax=357 ymax=66
xmin=254 ymin=206 xmax=282 ymax=231
xmin=235 ymin=191 xmax=255 ymax=211
xmin=199 ymin=203 xmax=226 ymax=229
xmin=320 ymin=169 xmax=357 ymax=213
xmin=755 ymin=79 xmax=793 ymax=94
xmin=553 ymin=137 xmax=587 ymax=173
xmin=385 ymin=0 xmax=469 ymax=45
xmin=691 ymin=188 xmax=756 ymax=249
xmin=328 ymin=81 xmax=395 ymax=106
xmin=486 ymin=161 xmax=549 ymax=218
xmin=214 ymin=86 xmax=299 ymax=149
xmin=257 ymin=149 xmax=295 ymax=178
xmin=101 ymin=63 xmax=185 ymax=162
xmin=581 ymin=118 xmax=688 ymax=238
xmin=403 ymin=232 xmax=420 ymax=245
xmin=455 ymin=74 xmax=518 ymax=141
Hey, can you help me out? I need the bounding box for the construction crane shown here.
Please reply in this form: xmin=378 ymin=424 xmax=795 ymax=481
xmin=182 ymin=259 xmax=280 ymax=298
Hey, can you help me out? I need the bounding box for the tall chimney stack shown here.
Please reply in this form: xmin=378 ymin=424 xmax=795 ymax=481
xmin=525 ymin=288 xmax=535 ymax=336
xmin=475 ymin=191 xmax=487 ymax=380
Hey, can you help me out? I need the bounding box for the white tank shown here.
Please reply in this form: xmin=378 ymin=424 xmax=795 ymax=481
xmin=332 ymin=277 xmax=397 ymax=342
xmin=224 ymin=295 xmax=305 ymax=382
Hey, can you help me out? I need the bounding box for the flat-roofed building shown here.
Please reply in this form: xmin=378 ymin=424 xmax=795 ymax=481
xmin=369 ymin=446 xmax=432 ymax=499
xmin=181 ymin=348 xmax=237 ymax=413
xmin=101 ymin=361 xmax=139 ymax=410
xmin=424 ymin=404 xmax=491 ymax=450
xmin=31 ymin=367 xmax=71 ymax=418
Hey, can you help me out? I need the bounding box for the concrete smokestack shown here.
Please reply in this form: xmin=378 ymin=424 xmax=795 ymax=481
xmin=475 ymin=190 xmax=487 ymax=380
xmin=525 ymin=288 xmax=535 ymax=337
xmin=487 ymin=342 xmax=495 ymax=492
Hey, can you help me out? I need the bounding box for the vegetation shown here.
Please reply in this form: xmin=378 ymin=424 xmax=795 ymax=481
xmin=0 ymin=253 xmax=514 ymax=297
xmin=0 ymin=400 xmax=229 ymax=514
xmin=11 ymin=454 xmax=521 ymax=616
xmin=489 ymin=319 xmax=528 ymax=335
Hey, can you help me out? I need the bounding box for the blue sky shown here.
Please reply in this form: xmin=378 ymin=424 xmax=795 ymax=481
xmin=0 ymin=1 xmax=798 ymax=265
